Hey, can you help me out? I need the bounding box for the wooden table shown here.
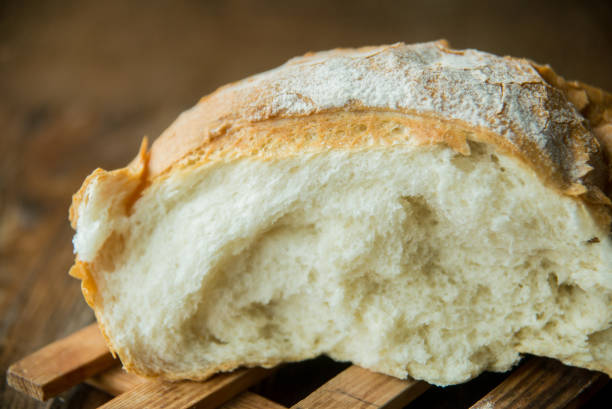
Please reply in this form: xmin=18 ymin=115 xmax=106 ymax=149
xmin=1 ymin=1 xmax=611 ymax=407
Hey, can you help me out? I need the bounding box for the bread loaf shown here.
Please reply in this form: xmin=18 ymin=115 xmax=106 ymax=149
xmin=69 ymin=40 xmax=612 ymax=385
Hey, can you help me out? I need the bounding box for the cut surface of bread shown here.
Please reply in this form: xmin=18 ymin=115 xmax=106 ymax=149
xmin=69 ymin=41 xmax=612 ymax=386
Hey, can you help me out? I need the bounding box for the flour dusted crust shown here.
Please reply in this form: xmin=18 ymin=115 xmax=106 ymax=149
xmin=69 ymin=41 xmax=612 ymax=382
xmin=146 ymin=41 xmax=610 ymax=205
xmin=71 ymin=40 xmax=612 ymax=227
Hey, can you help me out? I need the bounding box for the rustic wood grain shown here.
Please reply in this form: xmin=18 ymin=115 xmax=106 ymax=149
xmin=7 ymin=323 xmax=115 ymax=401
xmin=85 ymin=365 xmax=147 ymax=397
xmin=291 ymin=365 xmax=429 ymax=409
xmin=98 ymin=367 xmax=273 ymax=409
xmin=85 ymin=366 xmax=284 ymax=409
xmin=219 ymin=391 xmax=287 ymax=409
xmin=470 ymin=357 xmax=608 ymax=409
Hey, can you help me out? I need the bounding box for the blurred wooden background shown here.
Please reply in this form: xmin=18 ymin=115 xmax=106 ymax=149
xmin=1 ymin=0 xmax=611 ymax=407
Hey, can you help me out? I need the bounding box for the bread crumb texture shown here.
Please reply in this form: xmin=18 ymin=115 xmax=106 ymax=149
xmin=70 ymin=42 xmax=612 ymax=385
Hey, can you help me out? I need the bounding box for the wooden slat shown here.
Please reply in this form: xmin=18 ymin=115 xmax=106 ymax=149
xmin=85 ymin=364 xmax=147 ymax=396
xmin=291 ymin=365 xmax=429 ymax=409
xmin=87 ymin=363 xmax=282 ymax=409
xmin=219 ymin=391 xmax=287 ymax=409
xmin=6 ymin=323 xmax=116 ymax=401
xmin=470 ymin=357 xmax=608 ymax=409
xmin=98 ymin=367 xmax=273 ymax=409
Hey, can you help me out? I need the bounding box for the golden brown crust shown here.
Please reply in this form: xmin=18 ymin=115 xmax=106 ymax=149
xmin=69 ymin=138 xmax=149 ymax=229
xmin=70 ymin=42 xmax=612 ymax=232
xmin=144 ymin=41 xmax=610 ymax=213
xmin=147 ymin=108 xmax=609 ymax=230
xmin=534 ymin=63 xmax=612 ymax=201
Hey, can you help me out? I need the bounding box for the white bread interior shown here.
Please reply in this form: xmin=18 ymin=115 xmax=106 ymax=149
xmin=73 ymin=138 xmax=612 ymax=385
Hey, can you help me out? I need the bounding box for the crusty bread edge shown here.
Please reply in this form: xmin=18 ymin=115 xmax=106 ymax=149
xmin=67 ymin=46 xmax=612 ymax=381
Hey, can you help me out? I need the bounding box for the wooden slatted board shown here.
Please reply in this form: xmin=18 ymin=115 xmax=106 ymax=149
xmin=6 ymin=324 xmax=609 ymax=408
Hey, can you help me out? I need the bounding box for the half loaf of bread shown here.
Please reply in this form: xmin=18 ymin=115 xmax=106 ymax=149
xmin=69 ymin=40 xmax=612 ymax=385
